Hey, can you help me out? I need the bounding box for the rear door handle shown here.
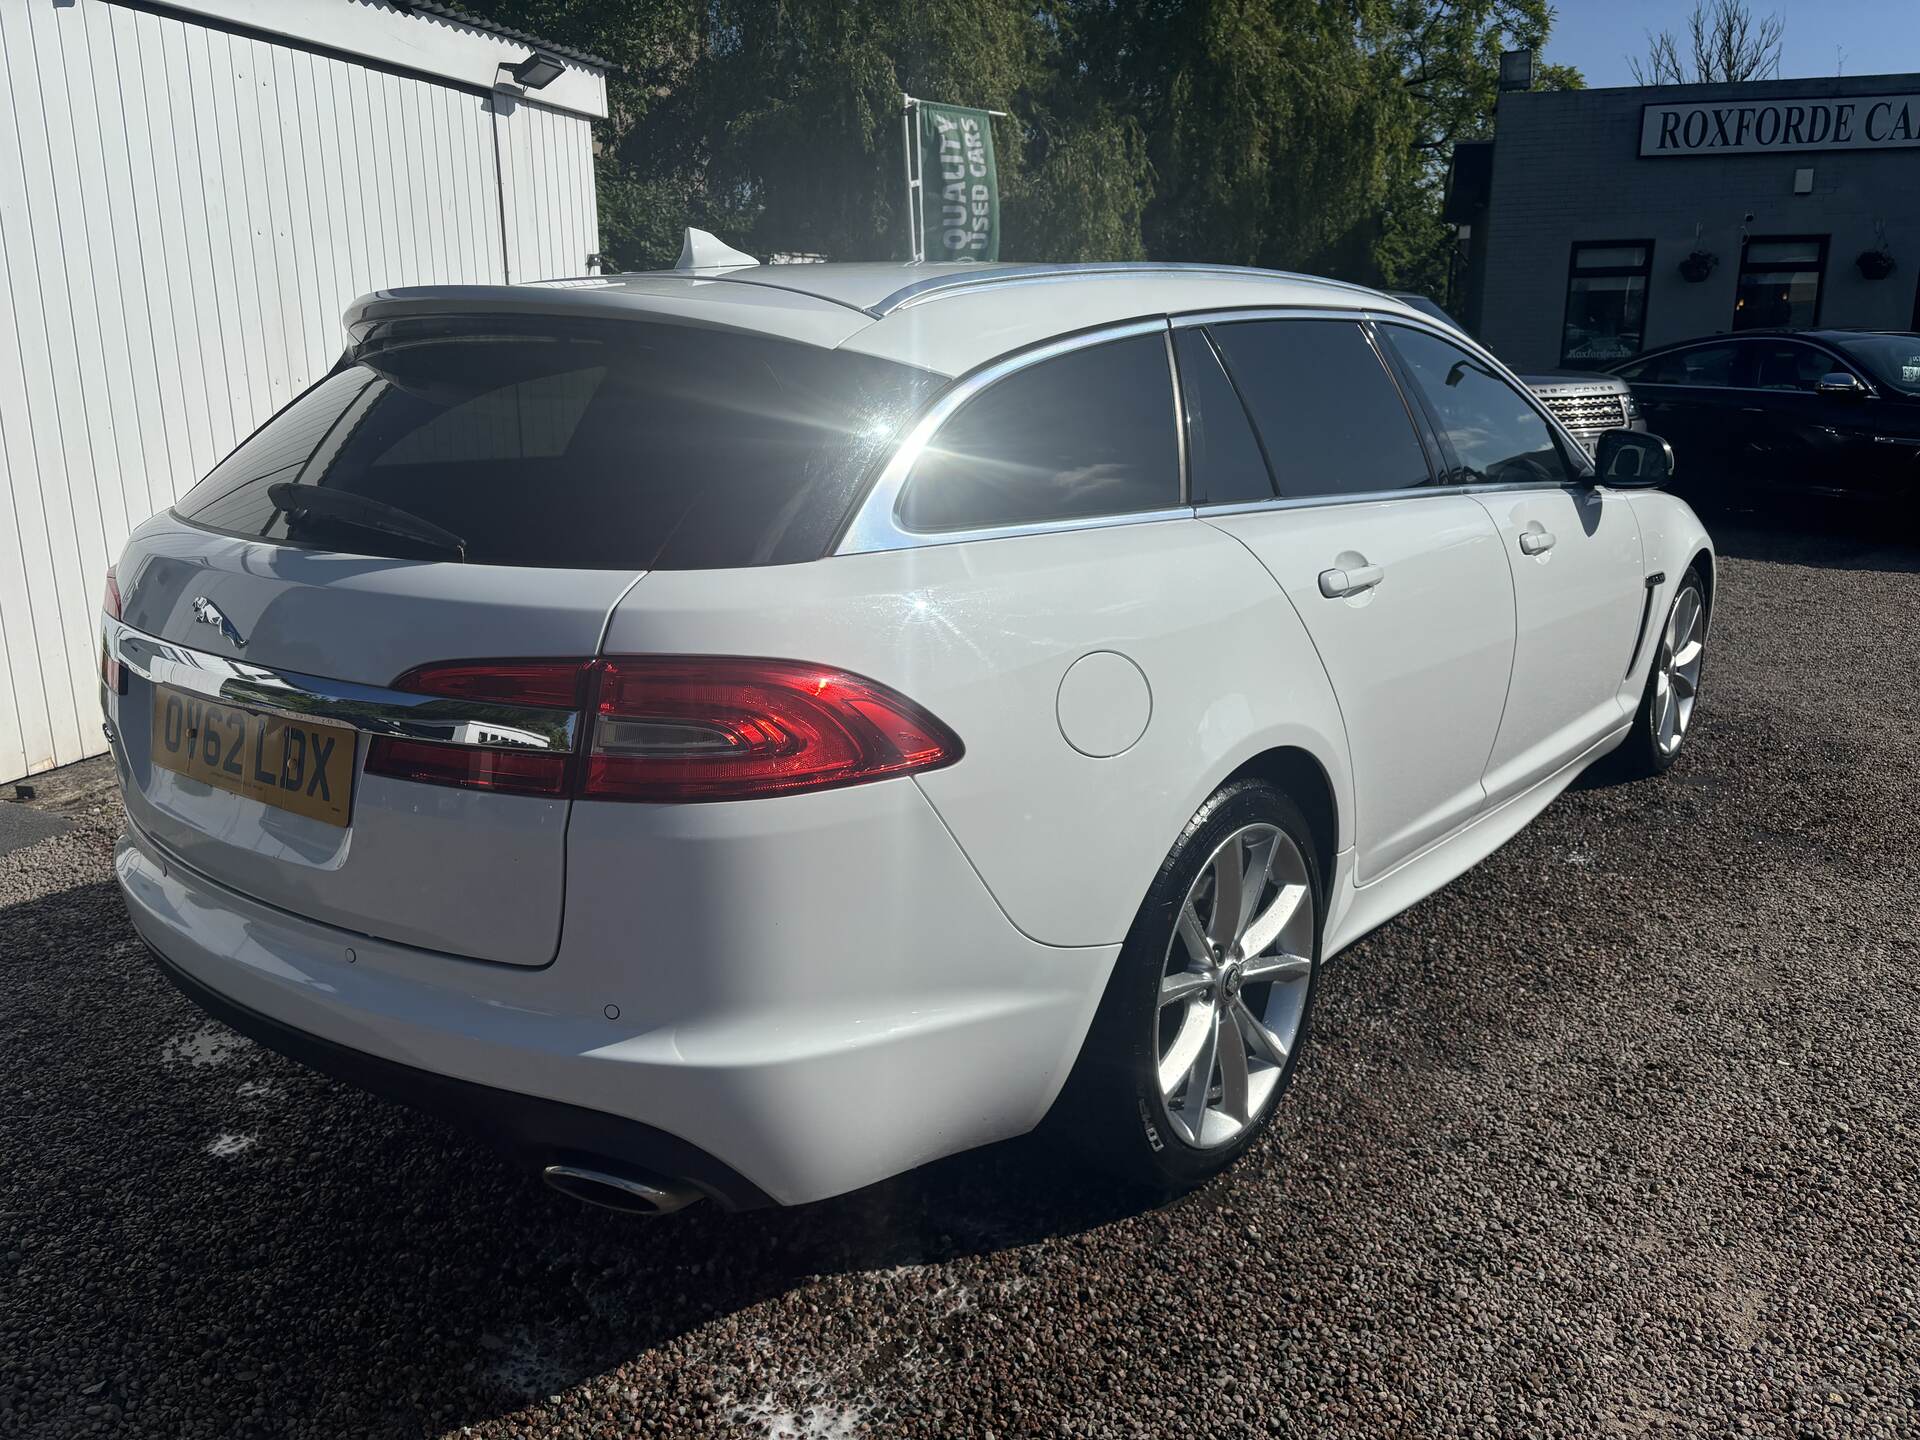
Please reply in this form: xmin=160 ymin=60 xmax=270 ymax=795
xmin=1519 ymin=530 xmax=1556 ymax=556
xmin=1318 ymin=564 xmax=1383 ymax=599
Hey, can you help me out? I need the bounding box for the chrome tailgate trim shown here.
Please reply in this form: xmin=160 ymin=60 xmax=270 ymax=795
xmin=105 ymin=618 xmax=578 ymax=752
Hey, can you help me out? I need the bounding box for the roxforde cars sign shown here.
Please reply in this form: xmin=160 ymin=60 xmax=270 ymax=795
xmin=1639 ymin=92 xmax=1920 ymax=156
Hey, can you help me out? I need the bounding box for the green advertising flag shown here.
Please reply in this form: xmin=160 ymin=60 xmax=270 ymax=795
xmin=917 ymin=101 xmax=999 ymax=262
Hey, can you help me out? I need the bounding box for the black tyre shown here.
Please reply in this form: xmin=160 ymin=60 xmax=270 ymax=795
xmin=1059 ymin=778 xmax=1323 ymax=1191
xmin=1613 ymin=564 xmax=1708 ymax=779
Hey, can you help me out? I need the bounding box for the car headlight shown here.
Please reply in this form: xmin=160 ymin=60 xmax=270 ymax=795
xmin=1623 ymin=392 xmax=1642 ymax=420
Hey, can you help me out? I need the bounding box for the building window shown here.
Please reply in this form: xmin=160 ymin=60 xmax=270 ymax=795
xmin=1560 ymin=242 xmax=1652 ymax=368
xmin=1733 ymin=237 xmax=1827 ymax=331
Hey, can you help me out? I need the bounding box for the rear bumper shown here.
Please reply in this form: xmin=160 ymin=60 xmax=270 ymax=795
xmin=115 ymin=780 xmax=1118 ymax=1207
xmin=141 ymin=933 xmax=775 ymax=1209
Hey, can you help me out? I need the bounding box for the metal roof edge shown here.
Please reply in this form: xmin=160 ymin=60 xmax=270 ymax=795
xmin=391 ymin=1 xmax=613 ymax=70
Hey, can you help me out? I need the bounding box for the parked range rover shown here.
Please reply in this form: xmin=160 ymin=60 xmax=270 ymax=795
xmin=106 ymin=250 xmax=1712 ymax=1213
xmin=1607 ymin=329 xmax=1920 ymax=512
xmin=1390 ymin=293 xmax=1644 ymax=452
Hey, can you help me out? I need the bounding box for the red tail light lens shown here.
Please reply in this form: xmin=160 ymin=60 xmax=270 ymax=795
xmin=369 ymin=656 xmax=962 ymax=803
xmin=100 ymin=566 xmax=125 ymax=694
xmin=365 ymin=737 xmax=571 ymax=796
xmin=367 ymin=658 xmax=586 ymax=797
xmin=387 ymin=659 xmax=589 ymax=709
xmin=582 ymin=657 xmax=963 ymax=802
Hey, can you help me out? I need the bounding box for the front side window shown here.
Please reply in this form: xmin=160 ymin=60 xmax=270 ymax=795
xmin=1733 ymin=237 xmax=1826 ymax=331
xmin=1385 ymin=325 xmax=1578 ymax=487
xmin=1561 ymin=242 xmax=1652 ymax=367
xmin=898 ymin=333 xmax=1179 ymax=532
xmin=1744 ymin=341 xmax=1849 ymax=393
xmin=1206 ymin=319 xmax=1432 ymax=499
xmin=175 ymin=319 xmax=938 ymax=569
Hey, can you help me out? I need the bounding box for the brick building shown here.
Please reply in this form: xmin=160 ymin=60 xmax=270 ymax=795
xmin=1451 ymin=73 xmax=1920 ymax=372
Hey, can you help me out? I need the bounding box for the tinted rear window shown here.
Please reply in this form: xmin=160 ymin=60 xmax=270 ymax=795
xmin=897 ymin=333 xmax=1179 ymax=532
xmin=175 ymin=319 xmax=939 ymax=569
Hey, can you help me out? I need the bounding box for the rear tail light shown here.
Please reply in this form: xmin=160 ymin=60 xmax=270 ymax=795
xmin=100 ymin=566 xmax=125 ymax=695
xmin=365 ymin=658 xmax=586 ymax=798
xmin=584 ymin=657 xmax=962 ymax=802
xmin=366 ymin=656 xmax=961 ymax=803
xmin=365 ymin=737 xmax=572 ymax=797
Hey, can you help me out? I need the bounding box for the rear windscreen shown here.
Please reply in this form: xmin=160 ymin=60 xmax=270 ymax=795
xmin=174 ymin=318 xmax=941 ymax=569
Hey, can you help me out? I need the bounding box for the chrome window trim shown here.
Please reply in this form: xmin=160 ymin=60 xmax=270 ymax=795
xmin=1179 ymin=306 xmax=1597 ymax=487
xmin=1619 ymin=337 xmax=1878 ymax=398
xmin=835 ymin=319 xmax=1185 ymax=556
xmin=1164 ymin=328 xmax=1191 ymax=504
xmin=835 ymin=306 xmax=1612 ymax=556
xmin=105 ymin=617 xmax=579 ymax=752
xmin=1194 ymin=477 xmax=1603 ymax=520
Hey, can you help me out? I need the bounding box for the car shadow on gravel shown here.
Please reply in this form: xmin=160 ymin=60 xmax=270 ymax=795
xmin=1701 ymin=509 xmax=1920 ymax=573
xmin=3 ymin=875 xmax=1166 ymax=1438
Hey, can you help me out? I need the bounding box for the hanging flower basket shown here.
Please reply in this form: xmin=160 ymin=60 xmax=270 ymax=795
xmin=1678 ymin=250 xmax=1717 ymax=283
xmin=1856 ymin=248 xmax=1897 ymax=280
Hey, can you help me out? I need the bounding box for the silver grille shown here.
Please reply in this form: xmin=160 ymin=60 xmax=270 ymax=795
xmin=1539 ymin=390 xmax=1629 ymax=436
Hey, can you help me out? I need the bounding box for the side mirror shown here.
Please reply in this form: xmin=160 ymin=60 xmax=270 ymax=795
xmin=1593 ymin=428 xmax=1674 ymax=488
xmin=1816 ymin=371 xmax=1869 ymax=397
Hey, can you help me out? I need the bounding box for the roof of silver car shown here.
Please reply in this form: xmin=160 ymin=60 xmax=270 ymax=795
xmin=613 ymin=259 xmax=1390 ymax=319
xmin=347 ymin=262 xmax=1423 ymax=378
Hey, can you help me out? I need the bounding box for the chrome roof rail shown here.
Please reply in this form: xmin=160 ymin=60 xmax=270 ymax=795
xmin=868 ymin=262 xmax=1390 ymax=317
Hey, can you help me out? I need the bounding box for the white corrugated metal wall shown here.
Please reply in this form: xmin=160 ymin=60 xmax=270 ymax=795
xmin=0 ymin=0 xmax=599 ymax=784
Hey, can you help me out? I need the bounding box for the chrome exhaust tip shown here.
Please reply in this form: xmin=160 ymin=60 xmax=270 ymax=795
xmin=542 ymin=1163 xmax=701 ymax=1216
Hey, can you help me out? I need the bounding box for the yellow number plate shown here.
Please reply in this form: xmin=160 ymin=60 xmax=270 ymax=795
xmin=151 ymin=687 xmax=354 ymax=827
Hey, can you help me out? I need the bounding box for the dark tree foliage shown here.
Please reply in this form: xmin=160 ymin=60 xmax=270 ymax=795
xmin=450 ymin=0 xmax=1576 ymax=285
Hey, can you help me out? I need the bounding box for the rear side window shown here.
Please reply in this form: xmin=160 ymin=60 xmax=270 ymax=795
xmin=1384 ymin=325 xmax=1578 ymax=487
xmin=1173 ymin=327 xmax=1274 ymax=505
xmin=898 ymin=333 xmax=1178 ymax=532
xmin=174 ymin=319 xmax=938 ymax=569
xmin=1616 ymin=343 xmax=1739 ymax=388
xmin=1207 ymin=319 xmax=1432 ymax=498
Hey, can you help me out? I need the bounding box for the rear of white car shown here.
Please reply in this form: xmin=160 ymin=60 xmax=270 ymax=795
xmin=107 ymin=263 xmax=1712 ymax=1211
xmin=105 ymin=286 xmax=1124 ymax=1210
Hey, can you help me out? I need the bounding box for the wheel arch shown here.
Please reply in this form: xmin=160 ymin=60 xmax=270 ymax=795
xmin=1215 ymin=744 xmax=1340 ymax=897
xmin=1691 ymin=545 xmax=1715 ymax=619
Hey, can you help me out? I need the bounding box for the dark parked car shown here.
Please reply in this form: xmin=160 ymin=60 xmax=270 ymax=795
xmin=1389 ymin=294 xmax=1643 ymax=453
xmin=1607 ymin=331 xmax=1920 ymax=512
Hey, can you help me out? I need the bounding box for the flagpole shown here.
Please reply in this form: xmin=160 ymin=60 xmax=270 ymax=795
xmin=901 ymin=93 xmax=924 ymax=263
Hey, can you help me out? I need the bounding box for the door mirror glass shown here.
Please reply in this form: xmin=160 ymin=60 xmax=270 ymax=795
xmin=1815 ymin=371 xmax=1868 ymax=397
xmin=1593 ymin=428 xmax=1673 ymax=487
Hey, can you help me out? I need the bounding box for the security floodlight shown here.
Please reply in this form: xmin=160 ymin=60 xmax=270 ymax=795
xmin=1498 ymin=48 xmax=1534 ymax=93
xmin=509 ymin=51 xmax=565 ymax=90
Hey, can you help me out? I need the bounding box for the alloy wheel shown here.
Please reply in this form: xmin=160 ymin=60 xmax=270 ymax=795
xmin=1654 ymin=582 xmax=1705 ymax=757
xmin=1155 ymin=822 xmax=1315 ymax=1149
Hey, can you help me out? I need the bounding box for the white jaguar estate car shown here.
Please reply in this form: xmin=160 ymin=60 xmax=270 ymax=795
xmin=103 ymin=250 xmax=1713 ymax=1213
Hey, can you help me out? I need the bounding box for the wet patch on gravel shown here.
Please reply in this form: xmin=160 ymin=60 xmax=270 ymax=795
xmin=2 ymin=524 xmax=1916 ymax=1438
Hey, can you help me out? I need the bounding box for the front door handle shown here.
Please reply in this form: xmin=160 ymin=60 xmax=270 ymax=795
xmin=1318 ymin=563 xmax=1384 ymax=599
xmin=1519 ymin=530 xmax=1556 ymax=556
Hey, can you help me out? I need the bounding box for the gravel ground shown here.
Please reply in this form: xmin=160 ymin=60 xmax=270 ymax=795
xmin=3 ymin=520 xmax=1917 ymax=1440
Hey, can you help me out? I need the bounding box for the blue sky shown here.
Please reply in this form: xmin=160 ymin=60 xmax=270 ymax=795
xmin=1545 ymin=1 xmax=1920 ymax=89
